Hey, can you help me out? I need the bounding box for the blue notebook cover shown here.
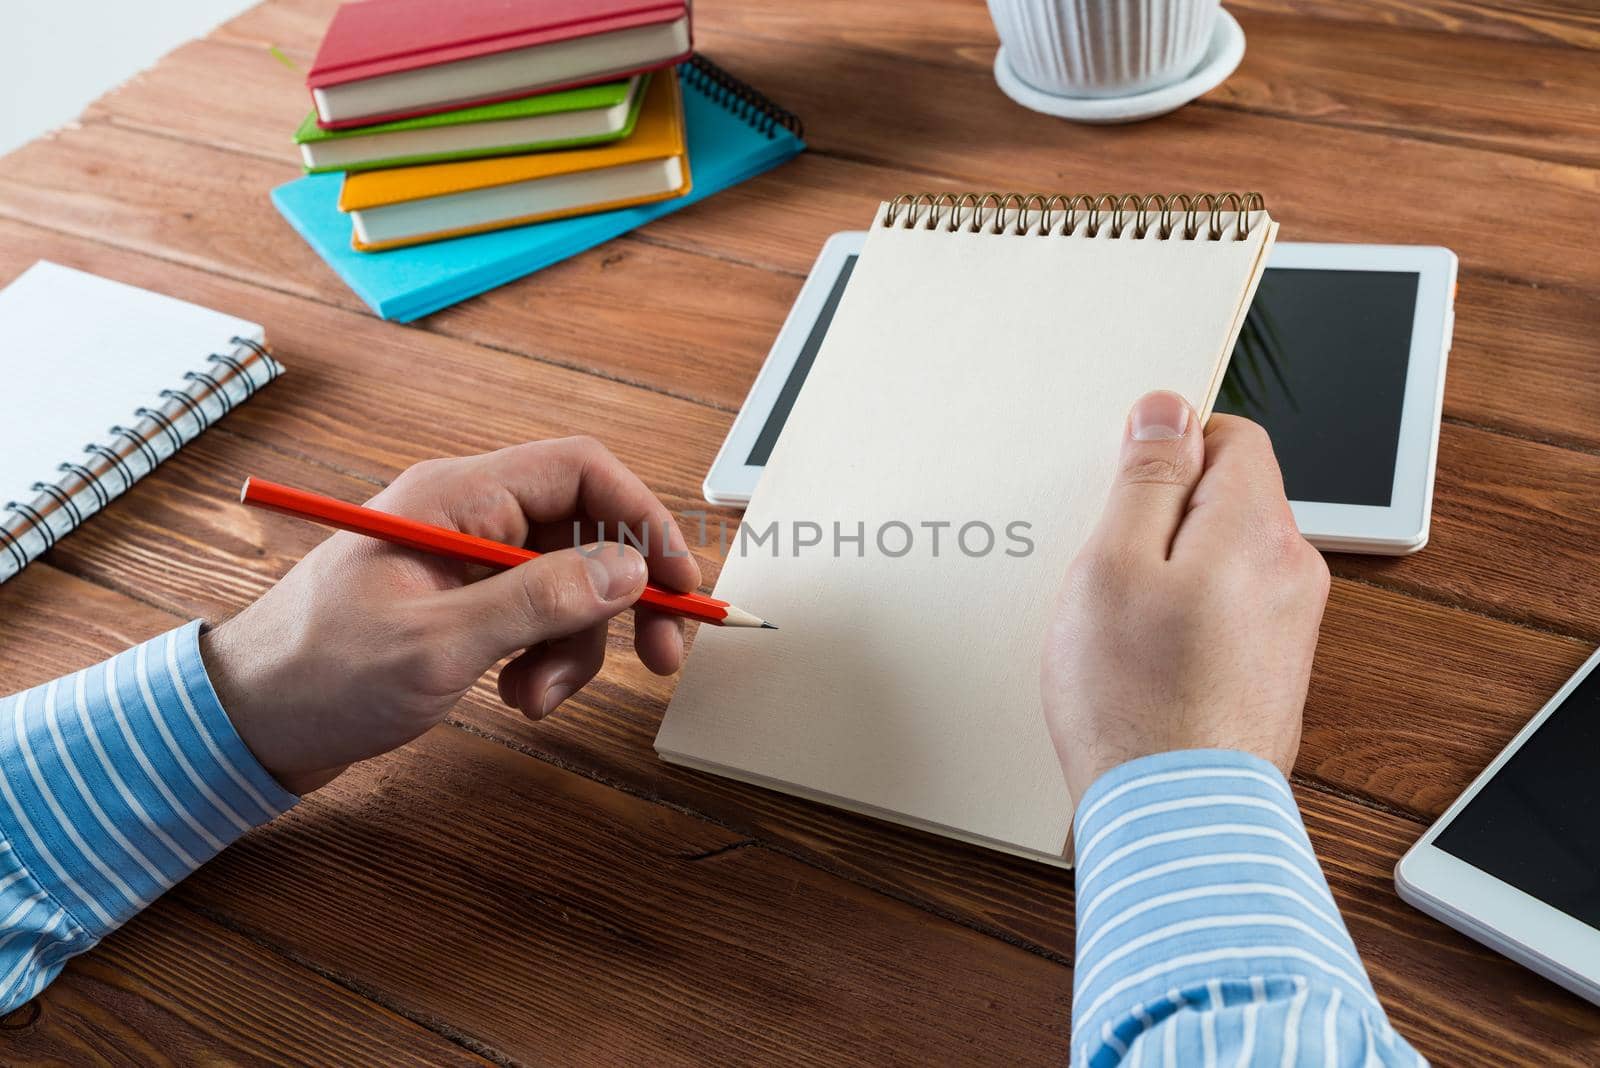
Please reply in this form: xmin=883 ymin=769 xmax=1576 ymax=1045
xmin=272 ymin=62 xmax=805 ymax=322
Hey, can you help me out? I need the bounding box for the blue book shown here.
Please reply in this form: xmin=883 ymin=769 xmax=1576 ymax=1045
xmin=272 ymin=59 xmax=805 ymax=322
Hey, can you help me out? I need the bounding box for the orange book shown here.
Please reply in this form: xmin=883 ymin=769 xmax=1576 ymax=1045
xmin=339 ymin=71 xmax=690 ymax=251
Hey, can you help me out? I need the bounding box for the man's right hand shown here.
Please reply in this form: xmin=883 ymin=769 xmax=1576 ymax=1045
xmin=1040 ymin=390 xmax=1331 ymax=803
xmin=202 ymin=437 xmax=702 ymax=797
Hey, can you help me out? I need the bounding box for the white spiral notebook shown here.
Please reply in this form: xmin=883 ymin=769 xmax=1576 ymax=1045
xmin=657 ymin=193 xmax=1277 ymax=865
xmin=0 ymin=262 xmax=282 ymax=584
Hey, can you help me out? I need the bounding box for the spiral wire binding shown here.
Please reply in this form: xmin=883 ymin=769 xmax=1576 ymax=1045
xmin=85 ymin=443 xmax=137 ymax=492
xmin=110 ymin=426 xmax=162 ymax=470
xmin=32 ymin=483 xmax=82 ymax=528
xmin=210 ymin=350 xmax=258 ymax=390
xmin=135 ymin=406 xmax=185 ymax=452
xmin=6 ymin=502 xmax=53 ymax=550
xmin=160 ymin=388 xmax=212 ymax=432
xmin=185 ymin=370 xmax=233 ymax=413
xmin=2 ymin=339 xmax=282 ymax=579
xmin=0 ymin=525 xmax=24 ymax=571
xmin=58 ymin=463 xmax=108 ymax=509
xmin=682 ymin=54 xmax=804 ymax=141
xmin=881 ymin=192 xmax=1267 ymax=240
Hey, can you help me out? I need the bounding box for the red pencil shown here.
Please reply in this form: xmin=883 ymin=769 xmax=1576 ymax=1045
xmin=239 ymin=478 xmax=774 ymax=629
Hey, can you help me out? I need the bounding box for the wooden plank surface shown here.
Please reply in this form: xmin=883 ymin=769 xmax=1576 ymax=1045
xmin=31 ymin=37 xmax=1600 ymax=457
xmin=5 ymin=124 xmax=1600 ymax=646
xmin=2 ymin=567 xmax=1074 ymax=1067
xmin=2 ymin=0 xmax=1600 ymax=1062
xmin=0 ymin=569 xmax=494 ymax=1066
xmin=5 ymin=567 xmax=1594 ymax=1064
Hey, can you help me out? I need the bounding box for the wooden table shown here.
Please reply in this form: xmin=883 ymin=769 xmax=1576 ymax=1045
xmin=1 ymin=0 xmax=1597 ymax=1062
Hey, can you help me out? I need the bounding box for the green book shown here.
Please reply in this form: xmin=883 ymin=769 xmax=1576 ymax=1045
xmin=294 ymin=75 xmax=648 ymax=174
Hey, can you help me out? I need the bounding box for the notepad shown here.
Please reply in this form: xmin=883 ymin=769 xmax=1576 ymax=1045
xmin=656 ymin=195 xmax=1277 ymax=865
xmin=0 ymin=262 xmax=281 ymax=585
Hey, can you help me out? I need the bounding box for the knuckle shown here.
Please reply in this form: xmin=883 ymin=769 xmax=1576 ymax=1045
xmin=517 ymin=557 xmax=596 ymax=633
xmin=1262 ymin=517 xmax=1327 ymax=589
xmin=1303 ymin=544 xmax=1332 ymax=594
xmin=1068 ymin=542 xmax=1135 ymax=600
xmin=564 ymin=434 xmax=607 ymax=461
xmin=1121 ymin=453 xmax=1192 ymax=487
xmin=1238 ymin=418 xmax=1272 ymax=448
xmin=396 ymin=457 xmax=451 ymax=486
xmin=1263 ymin=516 xmax=1308 ymax=561
xmin=1215 ymin=414 xmax=1269 ymax=446
xmin=516 ymin=564 xmax=564 ymax=632
xmin=389 ymin=608 xmax=460 ymax=692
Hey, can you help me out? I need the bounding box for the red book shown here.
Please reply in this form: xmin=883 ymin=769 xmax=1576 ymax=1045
xmin=307 ymin=0 xmax=692 ymax=130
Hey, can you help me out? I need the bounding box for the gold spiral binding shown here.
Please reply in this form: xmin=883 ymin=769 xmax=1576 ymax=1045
xmin=882 ymin=192 xmax=1266 ymax=240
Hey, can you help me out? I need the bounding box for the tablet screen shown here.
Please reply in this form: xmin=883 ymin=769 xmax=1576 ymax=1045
xmin=746 ymin=262 xmax=1422 ymax=508
xmin=1434 ymin=664 xmax=1600 ymax=929
xmin=747 ymin=254 xmax=858 ymax=465
xmin=1213 ymin=268 xmax=1420 ymax=507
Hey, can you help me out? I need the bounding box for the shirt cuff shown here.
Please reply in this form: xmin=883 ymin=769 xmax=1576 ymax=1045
xmin=0 ymin=620 xmax=297 ymax=942
xmin=1071 ymin=749 xmax=1379 ymax=1065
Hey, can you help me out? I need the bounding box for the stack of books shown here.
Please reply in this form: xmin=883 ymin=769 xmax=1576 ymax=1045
xmin=297 ymin=0 xmax=694 ymax=251
xmin=275 ymin=0 xmax=805 ymax=319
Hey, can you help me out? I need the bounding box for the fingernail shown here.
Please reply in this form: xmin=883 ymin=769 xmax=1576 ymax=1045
xmin=584 ymin=546 xmax=646 ymax=600
xmin=1130 ymin=391 xmax=1191 ymax=441
xmin=539 ymin=681 xmax=577 ymax=718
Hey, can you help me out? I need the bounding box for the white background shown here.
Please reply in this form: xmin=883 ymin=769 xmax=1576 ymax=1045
xmin=2 ymin=0 xmax=257 ymax=156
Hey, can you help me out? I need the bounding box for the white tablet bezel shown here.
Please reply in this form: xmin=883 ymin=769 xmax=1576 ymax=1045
xmin=704 ymin=236 xmax=1458 ymax=556
xmin=1395 ymin=646 xmax=1600 ymax=1006
xmin=1270 ymin=243 xmax=1457 ymax=554
xmin=703 ymin=230 xmax=866 ymax=506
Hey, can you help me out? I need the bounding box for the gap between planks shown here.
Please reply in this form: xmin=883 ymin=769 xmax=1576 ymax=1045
xmin=9 ymin=45 xmax=1597 ymax=861
xmin=11 ymin=117 xmax=1600 ymax=456
xmin=171 ymin=894 xmax=523 ymax=1068
xmin=9 ymin=190 xmax=1598 ymax=690
xmin=695 ymin=18 xmax=1600 ymax=173
xmin=216 ymin=6 xmax=1600 ymax=171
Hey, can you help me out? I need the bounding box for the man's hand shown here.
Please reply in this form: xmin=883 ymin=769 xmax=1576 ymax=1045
xmin=1042 ymin=390 xmax=1330 ymax=802
xmin=202 ymin=437 xmax=702 ymax=796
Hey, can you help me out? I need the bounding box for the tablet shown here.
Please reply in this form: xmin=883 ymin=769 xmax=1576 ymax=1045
xmin=1396 ymin=646 xmax=1600 ymax=1006
xmin=704 ymin=232 xmax=1457 ymax=555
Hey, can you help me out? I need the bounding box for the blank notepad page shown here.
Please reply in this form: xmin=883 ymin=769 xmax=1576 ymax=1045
xmin=0 ymin=262 xmax=259 ymax=508
xmin=658 ymin=197 xmax=1276 ymax=864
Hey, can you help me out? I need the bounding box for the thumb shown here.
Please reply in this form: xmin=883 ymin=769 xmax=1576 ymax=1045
xmin=441 ymin=544 xmax=647 ymax=666
xmin=1090 ymin=390 xmax=1206 ymax=560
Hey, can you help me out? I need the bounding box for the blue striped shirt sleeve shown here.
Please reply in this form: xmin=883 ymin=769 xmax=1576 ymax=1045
xmin=0 ymin=621 xmax=297 ymax=1010
xmin=1071 ymin=749 xmax=1426 ymax=1067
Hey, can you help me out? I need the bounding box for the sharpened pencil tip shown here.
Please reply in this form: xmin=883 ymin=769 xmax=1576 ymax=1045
xmin=761 ymin=621 xmax=778 ymax=630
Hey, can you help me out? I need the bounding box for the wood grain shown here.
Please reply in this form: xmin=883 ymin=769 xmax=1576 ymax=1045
xmin=1336 ymin=421 xmax=1600 ymax=641
xmin=213 ymin=0 xmax=1600 ymax=62
xmin=67 ymin=30 xmax=1600 ymax=297
xmin=3 ymin=0 xmax=1599 ymax=1061
xmin=6 ymin=905 xmax=493 ymax=1067
xmin=14 ymin=422 xmax=1590 ymax=915
xmin=693 ymin=0 xmax=1600 ymax=166
xmin=0 ymin=568 xmax=492 ymax=1066
xmin=1207 ymin=13 xmax=1600 ymax=166
xmin=695 ymin=0 xmax=1600 ymax=56
xmin=0 ymin=219 xmax=1595 ymax=646
xmin=6 ymin=568 xmax=1597 ymax=1064
xmin=43 ymin=42 xmax=1600 ymax=457
xmin=1 ymin=567 xmax=1074 ymax=1067
xmin=1226 ymin=0 xmax=1600 ymax=50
